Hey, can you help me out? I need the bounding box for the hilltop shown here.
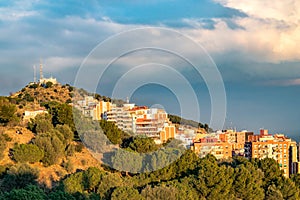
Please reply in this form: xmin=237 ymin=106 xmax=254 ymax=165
xmin=0 ymin=82 xmax=104 ymax=188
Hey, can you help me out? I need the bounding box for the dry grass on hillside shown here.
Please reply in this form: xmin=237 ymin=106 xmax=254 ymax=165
xmin=0 ymin=126 xmax=34 ymax=166
xmin=0 ymin=125 xmax=103 ymax=189
xmin=13 ymin=83 xmax=72 ymax=105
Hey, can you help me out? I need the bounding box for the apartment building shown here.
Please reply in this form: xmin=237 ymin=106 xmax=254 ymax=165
xmin=76 ymin=96 xmax=176 ymax=143
xmin=244 ymin=132 xmax=295 ymax=178
xmin=134 ymin=108 xmax=167 ymax=136
xmin=76 ymin=96 xmax=113 ymax=121
xmin=218 ymin=130 xmax=253 ymax=156
xmin=107 ymin=103 xmax=135 ymax=133
xmin=107 ymin=104 xmax=176 ymax=142
xmin=192 ymin=139 xmax=232 ymax=160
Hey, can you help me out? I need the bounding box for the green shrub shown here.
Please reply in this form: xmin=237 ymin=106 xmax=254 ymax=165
xmin=12 ymin=144 xmax=44 ymax=163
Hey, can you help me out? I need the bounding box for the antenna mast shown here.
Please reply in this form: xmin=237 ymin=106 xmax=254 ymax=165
xmin=39 ymin=59 xmax=43 ymax=81
xmin=33 ymin=65 xmax=36 ymax=83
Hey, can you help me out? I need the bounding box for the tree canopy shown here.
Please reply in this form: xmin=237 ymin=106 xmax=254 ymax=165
xmin=0 ymin=97 xmax=18 ymax=125
xmin=12 ymin=144 xmax=44 ymax=163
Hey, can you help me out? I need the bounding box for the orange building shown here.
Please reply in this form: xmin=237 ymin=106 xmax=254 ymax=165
xmin=192 ymin=141 xmax=232 ymax=160
xmin=218 ymin=130 xmax=249 ymax=156
xmin=244 ymin=134 xmax=294 ymax=177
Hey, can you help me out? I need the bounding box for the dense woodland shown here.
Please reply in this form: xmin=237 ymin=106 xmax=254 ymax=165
xmin=1 ymin=84 xmax=300 ymax=199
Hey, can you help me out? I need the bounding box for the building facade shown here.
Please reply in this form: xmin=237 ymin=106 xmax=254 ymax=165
xmin=23 ymin=109 xmax=48 ymax=121
xmin=192 ymin=141 xmax=232 ymax=160
xmin=244 ymin=133 xmax=295 ymax=177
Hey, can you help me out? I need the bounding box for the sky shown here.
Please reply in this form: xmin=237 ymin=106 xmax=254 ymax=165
xmin=0 ymin=0 xmax=299 ymax=140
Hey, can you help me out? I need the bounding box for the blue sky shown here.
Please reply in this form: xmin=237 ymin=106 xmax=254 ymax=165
xmin=0 ymin=0 xmax=299 ymax=140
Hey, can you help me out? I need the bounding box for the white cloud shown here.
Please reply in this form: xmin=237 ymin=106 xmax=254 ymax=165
xmin=208 ymin=0 xmax=300 ymax=62
xmin=43 ymin=56 xmax=83 ymax=72
xmin=0 ymin=0 xmax=39 ymax=21
xmin=264 ymin=78 xmax=300 ymax=86
xmin=214 ymin=0 xmax=300 ymax=23
xmin=1 ymin=0 xmax=299 ymax=94
xmin=0 ymin=9 xmax=37 ymax=21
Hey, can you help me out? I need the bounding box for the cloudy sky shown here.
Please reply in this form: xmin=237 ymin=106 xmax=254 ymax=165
xmin=0 ymin=0 xmax=299 ymax=139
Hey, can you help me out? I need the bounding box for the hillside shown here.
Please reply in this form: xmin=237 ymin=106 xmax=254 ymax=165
xmin=0 ymin=123 xmax=101 ymax=188
xmin=0 ymin=83 xmax=104 ymax=188
xmin=0 ymin=82 xmax=299 ymax=199
xmin=168 ymin=114 xmax=211 ymax=133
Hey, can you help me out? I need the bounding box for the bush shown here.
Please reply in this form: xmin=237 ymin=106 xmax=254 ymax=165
xmin=0 ymin=97 xmax=18 ymax=125
xmin=34 ymin=133 xmax=65 ymax=166
xmin=62 ymin=159 xmax=74 ymax=173
xmin=111 ymin=187 xmax=143 ymax=200
xmin=0 ymin=163 xmax=39 ymax=191
xmin=27 ymin=113 xmax=54 ymax=134
xmin=12 ymin=144 xmax=44 ymax=163
xmin=68 ymin=86 xmax=74 ymax=92
xmin=0 ymin=164 xmax=9 ymax=178
xmin=65 ymin=99 xmax=72 ymax=104
xmin=75 ymin=143 xmax=84 ymax=153
xmin=65 ymin=144 xmax=75 ymax=157
xmin=48 ymin=190 xmax=75 ymax=200
xmin=29 ymin=83 xmax=39 ymax=89
xmin=81 ymin=159 xmax=86 ymax=166
xmin=55 ymin=124 xmax=74 ymax=144
xmin=62 ymin=171 xmax=85 ymax=194
xmin=23 ymin=93 xmax=34 ymax=102
xmin=45 ymin=81 xmax=53 ymax=88
xmin=3 ymin=185 xmax=46 ymax=200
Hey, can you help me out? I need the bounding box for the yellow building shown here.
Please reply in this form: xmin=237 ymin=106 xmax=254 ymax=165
xmin=94 ymin=100 xmax=112 ymax=120
xmin=160 ymin=124 xmax=176 ymax=143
